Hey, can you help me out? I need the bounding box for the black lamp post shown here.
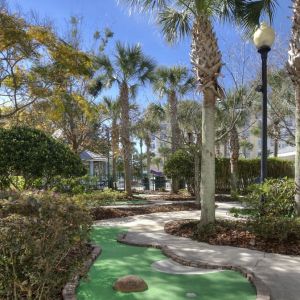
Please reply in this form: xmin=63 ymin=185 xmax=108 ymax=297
xmin=253 ymin=22 xmax=275 ymax=203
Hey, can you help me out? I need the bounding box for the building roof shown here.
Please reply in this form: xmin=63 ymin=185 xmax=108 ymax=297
xmin=80 ymin=150 xmax=107 ymax=162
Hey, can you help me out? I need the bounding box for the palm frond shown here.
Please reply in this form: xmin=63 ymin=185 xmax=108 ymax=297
xmin=158 ymin=7 xmax=192 ymax=44
xmin=119 ymin=0 xmax=168 ymax=13
xmin=114 ymin=41 xmax=156 ymax=84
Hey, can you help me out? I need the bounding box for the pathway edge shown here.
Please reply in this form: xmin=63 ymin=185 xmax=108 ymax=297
xmin=62 ymin=244 xmax=102 ymax=300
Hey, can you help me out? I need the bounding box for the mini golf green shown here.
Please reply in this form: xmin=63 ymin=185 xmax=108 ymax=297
xmin=76 ymin=227 xmax=256 ymax=300
xmin=103 ymin=199 xmax=148 ymax=206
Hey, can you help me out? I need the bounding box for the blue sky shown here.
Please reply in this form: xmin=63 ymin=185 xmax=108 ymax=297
xmin=10 ymin=0 xmax=293 ymax=107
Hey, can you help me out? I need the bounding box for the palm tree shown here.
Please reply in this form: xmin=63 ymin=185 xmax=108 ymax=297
xmin=101 ymin=96 xmax=121 ymax=188
xmin=268 ymin=69 xmax=295 ymax=156
xmin=288 ymin=0 xmax=300 ymax=215
xmin=216 ymin=88 xmax=252 ymax=195
xmin=153 ymin=66 xmax=194 ymax=192
xmin=177 ymin=100 xmax=202 ymax=204
xmin=91 ymin=42 xmax=156 ymax=196
xmin=122 ymin=0 xmax=277 ymax=225
xmin=136 ymin=103 xmax=165 ymax=186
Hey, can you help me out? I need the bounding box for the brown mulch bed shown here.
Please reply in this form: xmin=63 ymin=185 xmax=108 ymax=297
xmin=91 ymin=203 xmax=200 ymax=220
xmin=164 ymin=219 xmax=300 ymax=255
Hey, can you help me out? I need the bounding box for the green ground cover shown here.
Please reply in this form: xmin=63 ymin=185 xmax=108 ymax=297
xmin=76 ymin=227 xmax=256 ymax=300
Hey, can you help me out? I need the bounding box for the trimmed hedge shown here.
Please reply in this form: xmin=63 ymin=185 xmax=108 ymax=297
xmin=164 ymin=150 xmax=294 ymax=193
xmin=216 ymin=158 xmax=294 ymax=193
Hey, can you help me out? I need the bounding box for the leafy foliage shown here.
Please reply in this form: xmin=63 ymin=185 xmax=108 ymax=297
xmin=164 ymin=149 xmax=194 ymax=181
xmin=0 ymin=127 xmax=86 ymax=189
xmin=72 ymin=188 xmax=129 ymax=207
xmin=0 ymin=192 xmax=92 ymax=299
xmin=244 ymin=178 xmax=296 ymax=218
xmin=41 ymin=175 xmax=100 ymax=194
xmin=243 ymin=178 xmax=299 ymax=242
xmin=248 ymin=216 xmax=300 ymax=242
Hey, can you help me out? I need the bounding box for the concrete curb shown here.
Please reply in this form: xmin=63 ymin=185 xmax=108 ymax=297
xmin=117 ymin=233 xmax=271 ymax=300
xmin=62 ymin=244 xmax=102 ymax=300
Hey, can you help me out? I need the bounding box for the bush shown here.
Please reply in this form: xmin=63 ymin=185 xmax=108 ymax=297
xmin=164 ymin=150 xmax=194 ymax=181
xmin=0 ymin=127 xmax=86 ymax=189
xmin=45 ymin=175 xmax=100 ymax=194
xmin=0 ymin=192 xmax=92 ymax=299
xmin=248 ymin=217 xmax=300 ymax=242
xmin=244 ymin=178 xmax=296 ymax=218
xmin=243 ymin=178 xmax=298 ymax=242
xmin=72 ymin=188 xmax=129 ymax=207
xmin=164 ymin=150 xmax=195 ymax=193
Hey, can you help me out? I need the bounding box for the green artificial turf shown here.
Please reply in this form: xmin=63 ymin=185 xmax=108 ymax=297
xmin=76 ymin=227 xmax=256 ymax=300
xmin=103 ymin=199 xmax=148 ymax=206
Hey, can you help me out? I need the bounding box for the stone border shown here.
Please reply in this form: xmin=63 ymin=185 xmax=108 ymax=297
xmin=62 ymin=244 xmax=102 ymax=300
xmin=117 ymin=233 xmax=270 ymax=300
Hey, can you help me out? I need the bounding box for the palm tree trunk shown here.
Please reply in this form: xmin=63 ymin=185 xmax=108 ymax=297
xmin=169 ymin=90 xmax=180 ymax=193
xmin=223 ymin=140 xmax=229 ymax=157
xmin=145 ymin=136 xmax=151 ymax=190
xmin=273 ymin=121 xmax=280 ymax=157
xmin=200 ymin=90 xmax=216 ymax=225
xmin=295 ymin=85 xmax=300 ymax=215
xmin=169 ymin=91 xmax=180 ymax=151
xmin=215 ymin=142 xmax=221 ymax=157
xmin=111 ymin=118 xmax=118 ymax=189
xmin=120 ymin=83 xmax=132 ymax=196
xmin=139 ymin=138 xmax=143 ymax=179
xmin=191 ymin=16 xmax=222 ymax=226
xmin=230 ymin=125 xmax=239 ymax=195
xmin=195 ymin=133 xmax=201 ymax=206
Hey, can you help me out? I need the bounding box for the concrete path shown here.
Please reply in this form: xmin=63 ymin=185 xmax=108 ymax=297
xmin=95 ymin=202 xmax=300 ymax=300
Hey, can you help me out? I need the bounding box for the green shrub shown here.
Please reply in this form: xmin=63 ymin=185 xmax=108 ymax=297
xmin=164 ymin=150 xmax=195 ymax=193
xmin=0 ymin=127 xmax=86 ymax=189
xmin=164 ymin=150 xmax=194 ymax=181
xmin=244 ymin=178 xmax=296 ymax=218
xmin=243 ymin=178 xmax=298 ymax=242
xmin=0 ymin=193 xmax=92 ymax=299
xmin=72 ymin=188 xmax=129 ymax=207
xmin=248 ymin=217 xmax=300 ymax=242
xmin=47 ymin=175 xmax=100 ymax=194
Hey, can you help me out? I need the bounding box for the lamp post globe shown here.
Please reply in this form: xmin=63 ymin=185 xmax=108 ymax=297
xmin=253 ymin=22 xmax=275 ymax=204
xmin=253 ymin=22 xmax=275 ymax=50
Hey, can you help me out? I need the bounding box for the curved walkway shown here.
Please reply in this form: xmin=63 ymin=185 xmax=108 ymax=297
xmin=95 ymin=202 xmax=300 ymax=300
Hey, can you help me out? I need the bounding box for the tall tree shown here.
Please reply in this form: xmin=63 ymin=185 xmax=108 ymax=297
xmin=153 ymin=66 xmax=194 ymax=192
xmin=288 ymin=0 xmax=300 ymax=216
xmin=177 ymin=100 xmax=202 ymax=204
xmin=101 ymin=97 xmax=121 ymax=188
xmin=136 ymin=103 xmax=165 ymax=186
xmin=91 ymin=42 xmax=155 ymax=196
xmin=123 ymin=0 xmax=277 ymax=225
xmin=268 ymin=68 xmax=295 ymax=154
xmin=216 ymin=88 xmax=254 ymax=194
